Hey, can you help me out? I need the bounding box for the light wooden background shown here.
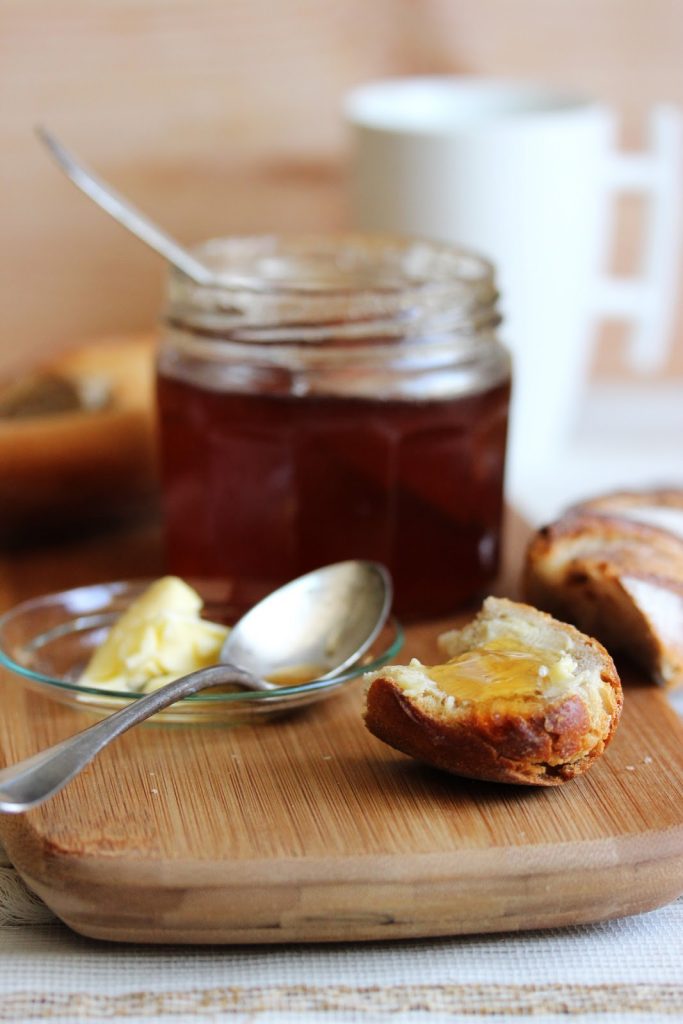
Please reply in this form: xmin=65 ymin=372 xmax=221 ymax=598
xmin=2 ymin=0 xmax=682 ymax=379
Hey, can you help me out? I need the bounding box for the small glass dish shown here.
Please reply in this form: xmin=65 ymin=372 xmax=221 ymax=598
xmin=0 ymin=580 xmax=404 ymax=724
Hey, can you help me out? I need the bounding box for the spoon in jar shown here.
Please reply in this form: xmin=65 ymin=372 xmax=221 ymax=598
xmin=35 ymin=125 xmax=216 ymax=286
xmin=0 ymin=560 xmax=392 ymax=813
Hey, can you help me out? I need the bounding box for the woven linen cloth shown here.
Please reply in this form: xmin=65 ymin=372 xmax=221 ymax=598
xmin=0 ymin=905 xmax=681 ymax=1023
xmin=0 ymin=830 xmax=682 ymax=1024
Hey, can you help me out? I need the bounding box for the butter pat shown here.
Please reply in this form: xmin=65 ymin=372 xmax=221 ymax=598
xmin=79 ymin=577 xmax=229 ymax=693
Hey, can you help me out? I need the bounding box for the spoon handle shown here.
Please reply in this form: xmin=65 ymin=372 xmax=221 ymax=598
xmin=35 ymin=126 xmax=216 ymax=287
xmin=0 ymin=665 xmax=259 ymax=813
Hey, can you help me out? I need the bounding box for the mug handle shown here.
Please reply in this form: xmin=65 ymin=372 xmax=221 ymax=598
xmin=598 ymin=105 xmax=683 ymax=372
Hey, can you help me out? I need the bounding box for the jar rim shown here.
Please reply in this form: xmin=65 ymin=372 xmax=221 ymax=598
xmin=166 ymin=233 xmax=500 ymax=340
xmin=161 ymin=234 xmax=509 ymax=398
xmin=171 ymin=232 xmax=496 ymax=296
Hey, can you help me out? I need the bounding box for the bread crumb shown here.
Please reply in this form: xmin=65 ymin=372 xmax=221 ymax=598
xmin=643 ymin=755 xmax=653 ymax=764
xmin=625 ymin=765 xmax=635 ymax=771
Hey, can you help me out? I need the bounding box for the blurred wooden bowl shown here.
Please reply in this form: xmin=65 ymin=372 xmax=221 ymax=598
xmin=0 ymin=333 xmax=159 ymax=546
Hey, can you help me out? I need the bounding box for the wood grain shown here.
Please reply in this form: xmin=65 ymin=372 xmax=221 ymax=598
xmin=1 ymin=0 xmax=681 ymax=380
xmin=0 ymin=517 xmax=682 ymax=943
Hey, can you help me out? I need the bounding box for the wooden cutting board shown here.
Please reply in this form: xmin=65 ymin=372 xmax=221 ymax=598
xmin=1 ymin=518 xmax=683 ymax=944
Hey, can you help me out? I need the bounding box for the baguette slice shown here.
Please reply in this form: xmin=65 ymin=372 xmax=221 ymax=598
xmin=524 ymin=489 xmax=683 ymax=688
xmin=363 ymin=597 xmax=622 ymax=786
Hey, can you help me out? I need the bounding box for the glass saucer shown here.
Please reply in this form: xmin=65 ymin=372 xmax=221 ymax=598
xmin=0 ymin=579 xmax=403 ymax=724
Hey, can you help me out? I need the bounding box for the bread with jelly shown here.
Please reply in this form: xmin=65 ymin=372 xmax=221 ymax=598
xmin=524 ymin=489 xmax=683 ymax=688
xmin=363 ymin=597 xmax=622 ymax=786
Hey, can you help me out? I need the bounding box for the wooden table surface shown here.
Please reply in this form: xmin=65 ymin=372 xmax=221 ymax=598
xmin=1 ymin=515 xmax=682 ymax=944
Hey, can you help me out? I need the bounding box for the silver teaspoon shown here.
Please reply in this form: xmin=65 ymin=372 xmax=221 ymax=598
xmin=35 ymin=125 xmax=216 ymax=286
xmin=0 ymin=560 xmax=392 ymax=813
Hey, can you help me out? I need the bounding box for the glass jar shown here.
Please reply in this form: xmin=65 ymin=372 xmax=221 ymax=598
xmin=156 ymin=234 xmax=511 ymax=618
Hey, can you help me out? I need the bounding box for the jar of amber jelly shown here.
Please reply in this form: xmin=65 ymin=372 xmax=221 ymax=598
xmin=156 ymin=234 xmax=511 ymax=618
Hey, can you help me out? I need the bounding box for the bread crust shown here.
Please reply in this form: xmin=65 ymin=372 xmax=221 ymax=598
xmin=364 ymin=598 xmax=622 ymax=787
xmin=574 ymin=488 xmax=683 ymax=517
xmin=524 ymin=490 xmax=683 ymax=688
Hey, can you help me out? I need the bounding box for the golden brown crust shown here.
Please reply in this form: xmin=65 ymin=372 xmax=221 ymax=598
xmin=524 ymin=490 xmax=683 ymax=688
xmin=364 ymin=598 xmax=623 ymax=787
xmin=574 ymin=488 xmax=683 ymax=516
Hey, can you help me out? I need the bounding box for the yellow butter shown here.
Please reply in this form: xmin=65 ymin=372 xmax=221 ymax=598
xmin=79 ymin=576 xmax=229 ymax=693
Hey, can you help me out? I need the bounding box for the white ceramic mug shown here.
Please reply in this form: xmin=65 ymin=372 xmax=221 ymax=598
xmin=344 ymin=77 xmax=682 ymax=492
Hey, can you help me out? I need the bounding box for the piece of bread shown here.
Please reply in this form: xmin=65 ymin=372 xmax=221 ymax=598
xmin=524 ymin=489 xmax=683 ymax=688
xmin=363 ymin=597 xmax=622 ymax=786
xmin=0 ymin=333 xmax=158 ymax=545
xmin=574 ymin=488 xmax=683 ymax=535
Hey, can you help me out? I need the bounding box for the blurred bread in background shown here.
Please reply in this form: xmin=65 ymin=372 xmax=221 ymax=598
xmin=0 ymin=334 xmax=158 ymax=546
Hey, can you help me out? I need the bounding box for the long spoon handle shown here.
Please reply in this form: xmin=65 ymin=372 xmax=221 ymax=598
xmin=35 ymin=126 xmax=215 ymax=286
xmin=0 ymin=664 xmax=260 ymax=813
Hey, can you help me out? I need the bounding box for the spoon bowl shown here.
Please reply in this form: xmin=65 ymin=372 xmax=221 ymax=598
xmin=0 ymin=562 xmax=394 ymax=812
xmin=223 ymin=560 xmax=392 ymax=688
